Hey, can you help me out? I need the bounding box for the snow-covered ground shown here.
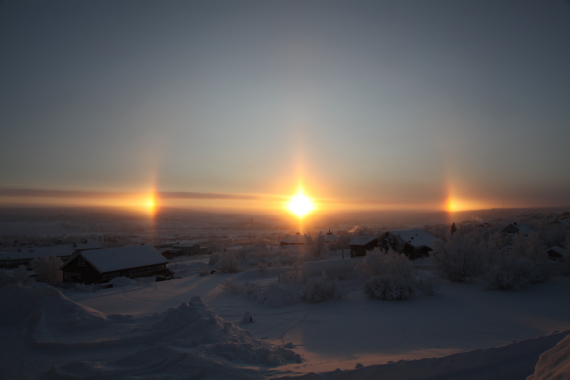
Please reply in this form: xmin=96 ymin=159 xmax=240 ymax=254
xmin=1 ymin=259 xmax=569 ymax=379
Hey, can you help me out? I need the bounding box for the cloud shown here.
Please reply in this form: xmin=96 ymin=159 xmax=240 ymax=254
xmin=0 ymin=188 xmax=270 ymax=201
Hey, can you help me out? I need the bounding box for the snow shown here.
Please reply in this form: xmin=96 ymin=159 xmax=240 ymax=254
xmin=528 ymin=333 xmax=570 ymax=380
xmin=69 ymin=245 xmax=168 ymax=273
xmin=2 ymin=262 xmax=570 ymax=379
xmin=390 ymin=229 xmax=437 ymax=249
xmin=277 ymin=331 xmax=570 ymax=380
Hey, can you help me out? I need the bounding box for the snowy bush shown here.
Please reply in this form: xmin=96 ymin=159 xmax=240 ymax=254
xmin=300 ymin=276 xmax=344 ymax=303
xmin=363 ymin=273 xmax=438 ymax=300
xmin=356 ymin=248 xmax=412 ymax=279
xmin=0 ymin=266 xmax=33 ymax=287
xmin=364 ymin=275 xmax=418 ymax=300
xmin=217 ymin=253 xmax=241 ymax=274
xmin=431 ymin=233 xmax=482 ymax=282
xmin=199 ymin=268 xmax=210 ymax=276
xmin=31 ymin=255 xmax=63 ymax=285
xmin=484 ymin=251 xmax=549 ymax=291
xmin=208 ymin=252 xmax=220 ymax=265
xmin=220 ymin=278 xmax=242 ymax=294
xmin=357 ymin=248 xmax=438 ymax=300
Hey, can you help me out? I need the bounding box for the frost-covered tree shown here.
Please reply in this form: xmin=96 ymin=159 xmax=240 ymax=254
xmin=300 ymin=275 xmax=344 ymax=303
xmin=450 ymin=223 xmax=457 ymax=235
xmin=431 ymin=233 xmax=482 ymax=282
xmin=0 ymin=266 xmax=33 ymax=287
xmin=357 ymin=248 xmax=412 ymax=279
xmin=217 ymin=253 xmax=240 ymax=274
xmin=31 ymin=255 xmax=63 ymax=285
xmin=377 ymin=232 xmax=405 ymax=253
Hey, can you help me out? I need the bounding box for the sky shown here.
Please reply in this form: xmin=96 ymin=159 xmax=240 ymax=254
xmin=1 ymin=0 xmax=569 ymax=215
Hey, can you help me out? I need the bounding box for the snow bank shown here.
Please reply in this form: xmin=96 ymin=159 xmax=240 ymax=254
xmin=0 ymin=283 xmax=106 ymax=334
xmin=49 ymin=296 xmax=302 ymax=379
xmin=528 ymin=333 xmax=570 ymax=380
xmin=108 ymin=276 xmax=137 ymax=287
xmin=276 ymin=331 xmax=569 ymax=380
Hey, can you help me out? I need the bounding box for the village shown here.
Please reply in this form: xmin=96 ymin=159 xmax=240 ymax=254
xmin=0 ymin=208 xmax=569 ymax=379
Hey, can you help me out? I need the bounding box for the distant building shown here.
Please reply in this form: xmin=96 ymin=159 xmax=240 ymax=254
xmin=324 ymin=230 xmax=338 ymax=244
xmin=546 ymin=246 xmax=565 ymax=262
xmin=60 ymin=245 xmax=168 ymax=284
xmin=0 ymin=243 xmax=101 ymax=270
xmin=388 ymin=229 xmax=437 ymax=259
xmin=501 ymin=222 xmax=534 ymax=236
xmin=171 ymin=243 xmax=200 ymax=256
xmin=280 ymin=232 xmax=305 ymax=246
xmin=550 ymin=219 xmax=569 ymax=227
xmin=349 ymin=236 xmax=378 ymax=257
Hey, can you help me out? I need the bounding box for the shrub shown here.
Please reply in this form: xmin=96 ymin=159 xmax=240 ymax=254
xmin=0 ymin=266 xmax=33 ymax=287
xmin=356 ymin=248 xmax=412 ymax=279
xmin=220 ymin=277 xmax=242 ymax=294
xmin=431 ymin=233 xmax=482 ymax=282
xmin=363 ymin=273 xmax=438 ymax=300
xmin=217 ymin=253 xmax=241 ymax=274
xmin=300 ymin=276 xmax=344 ymax=303
xmin=31 ymin=255 xmax=63 ymax=285
xmin=484 ymin=252 xmax=550 ymax=291
xmin=364 ymin=275 xmax=418 ymax=300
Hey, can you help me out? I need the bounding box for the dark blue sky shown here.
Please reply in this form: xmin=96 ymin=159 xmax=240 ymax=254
xmin=1 ymin=1 xmax=569 ymax=212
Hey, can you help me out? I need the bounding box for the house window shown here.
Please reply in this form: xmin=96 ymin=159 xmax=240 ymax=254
xmin=78 ymin=256 xmax=85 ymax=266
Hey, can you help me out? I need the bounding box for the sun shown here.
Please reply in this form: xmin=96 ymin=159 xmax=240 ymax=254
xmin=288 ymin=191 xmax=314 ymax=217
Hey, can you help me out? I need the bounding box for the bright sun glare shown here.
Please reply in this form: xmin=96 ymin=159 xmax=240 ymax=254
xmin=288 ymin=191 xmax=314 ymax=217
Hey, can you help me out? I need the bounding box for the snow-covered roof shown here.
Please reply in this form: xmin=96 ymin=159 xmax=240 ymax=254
xmin=349 ymin=236 xmax=377 ymax=246
xmin=324 ymin=232 xmax=338 ymax=243
xmin=546 ymin=246 xmax=565 ymax=255
xmin=280 ymin=233 xmax=305 ymax=244
xmin=506 ymin=223 xmax=534 ymax=236
xmin=68 ymin=245 xmax=168 ymax=274
xmin=0 ymin=247 xmax=75 ymax=261
xmin=389 ymin=229 xmax=437 ymax=249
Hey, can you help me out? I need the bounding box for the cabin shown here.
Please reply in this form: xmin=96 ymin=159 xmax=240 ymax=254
xmin=280 ymin=232 xmax=305 ymax=246
xmin=349 ymin=236 xmax=378 ymax=257
xmin=60 ymin=245 xmax=168 ymax=284
xmin=388 ymin=229 xmax=437 ymax=259
xmin=501 ymin=222 xmax=534 ymax=236
xmin=546 ymin=246 xmax=565 ymax=262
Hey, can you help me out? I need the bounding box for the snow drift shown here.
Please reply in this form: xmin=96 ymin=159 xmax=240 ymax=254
xmin=0 ymin=284 xmax=302 ymax=379
xmin=275 ymin=331 xmax=570 ymax=380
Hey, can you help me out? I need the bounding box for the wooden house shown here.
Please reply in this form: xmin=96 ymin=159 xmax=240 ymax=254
xmin=501 ymin=222 xmax=534 ymax=236
xmin=60 ymin=245 xmax=168 ymax=284
xmin=388 ymin=229 xmax=437 ymax=259
xmin=349 ymin=236 xmax=378 ymax=257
